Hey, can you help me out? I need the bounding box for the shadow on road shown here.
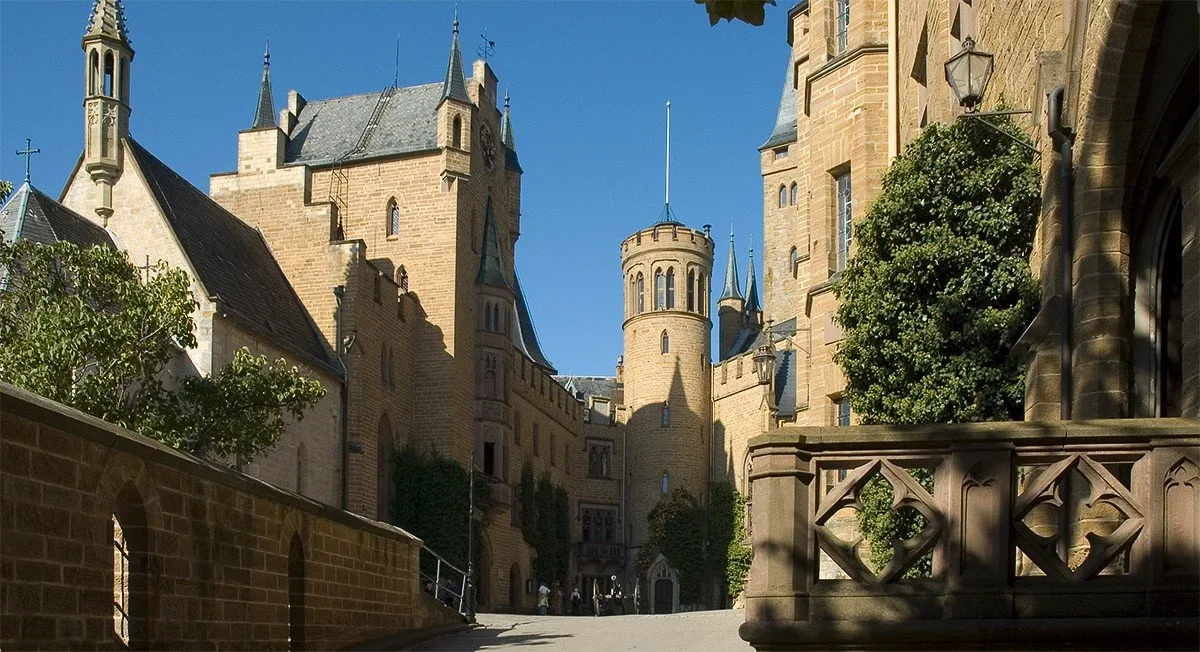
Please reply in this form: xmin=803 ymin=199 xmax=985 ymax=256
xmin=407 ymin=620 xmax=572 ymax=651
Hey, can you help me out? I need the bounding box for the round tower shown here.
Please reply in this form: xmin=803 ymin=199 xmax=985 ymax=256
xmin=620 ymin=221 xmax=714 ymax=566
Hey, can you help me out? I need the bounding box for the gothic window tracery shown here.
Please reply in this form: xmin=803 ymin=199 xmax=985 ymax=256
xmin=386 ymin=198 xmax=400 ymax=237
xmin=665 ymin=268 xmax=675 ymax=309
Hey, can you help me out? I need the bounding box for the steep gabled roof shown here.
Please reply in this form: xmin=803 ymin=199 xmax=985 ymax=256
xmin=125 ymin=139 xmax=336 ymax=376
xmin=439 ymin=19 xmax=471 ymax=106
xmin=0 ymin=182 xmax=115 ymax=249
xmin=476 ymin=197 xmax=510 ymax=288
xmin=556 ymin=376 xmax=615 ymax=402
xmin=720 ymin=230 xmax=742 ymax=300
xmin=744 ymin=247 xmax=761 ymax=315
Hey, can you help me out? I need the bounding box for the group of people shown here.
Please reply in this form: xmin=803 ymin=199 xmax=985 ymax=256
xmin=537 ymin=575 xmax=639 ymax=616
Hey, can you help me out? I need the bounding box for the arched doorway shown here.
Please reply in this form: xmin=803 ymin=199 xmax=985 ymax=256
xmin=288 ymin=533 xmax=305 ymax=651
xmin=647 ymin=555 xmax=678 ymax=614
xmin=508 ymin=563 xmax=522 ymax=610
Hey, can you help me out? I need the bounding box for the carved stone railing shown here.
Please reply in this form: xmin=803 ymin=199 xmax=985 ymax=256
xmin=740 ymin=419 xmax=1199 ymax=650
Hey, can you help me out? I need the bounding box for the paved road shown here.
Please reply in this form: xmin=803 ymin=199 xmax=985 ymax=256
xmin=412 ymin=610 xmax=753 ymax=651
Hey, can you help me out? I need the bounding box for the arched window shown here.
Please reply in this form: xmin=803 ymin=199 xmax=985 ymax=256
xmin=661 ymin=330 xmax=670 ymax=354
xmin=452 ymin=114 xmax=463 ymax=149
xmin=698 ymin=273 xmax=706 ymax=315
xmin=665 ymin=268 xmax=675 ymax=309
xmin=655 ymin=269 xmax=665 ymax=310
xmin=494 ymin=303 xmax=502 ymax=333
xmin=778 ymin=185 xmax=787 ymax=208
xmin=288 ymin=534 xmax=306 ymax=651
xmin=120 ymin=58 xmax=129 ymax=103
xmin=103 ymin=51 xmax=115 ymax=97
xmin=687 ymin=270 xmax=696 ymax=312
xmin=790 ymin=182 xmax=799 ymax=206
xmin=398 ymin=266 xmax=409 ymax=292
xmin=388 ymin=346 xmax=395 ymax=389
xmin=661 ymin=403 xmax=670 ymax=426
xmin=484 ymin=302 xmax=493 ymax=331
xmin=485 ymin=370 xmax=497 ymax=398
xmin=296 ymin=442 xmax=307 ymax=495
xmin=636 ymin=273 xmax=645 ymax=313
xmin=661 ymin=471 xmax=670 ymax=494
xmin=112 ymin=484 xmax=148 ymax=649
xmin=790 ymin=247 xmax=800 ymax=278
xmin=380 ymin=344 xmax=388 ymax=385
xmin=89 ymin=50 xmax=99 ymax=95
xmin=386 ymin=199 xmax=400 ymax=237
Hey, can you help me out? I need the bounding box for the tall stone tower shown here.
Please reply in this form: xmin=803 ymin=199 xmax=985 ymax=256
xmin=620 ymin=221 xmax=714 ymax=563
xmin=81 ymin=0 xmax=133 ymax=223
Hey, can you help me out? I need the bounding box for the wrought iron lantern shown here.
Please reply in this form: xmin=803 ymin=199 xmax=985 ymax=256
xmin=753 ymin=343 xmax=776 ymax=386
xmin=944 ymin=37 xmax=994 ymax=112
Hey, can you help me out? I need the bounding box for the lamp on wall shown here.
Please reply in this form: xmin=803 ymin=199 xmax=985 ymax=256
xmin=944 ymin=37 xmax=994 ymax=113
xmin=943 ymin=36 xmax=1038 ymax=154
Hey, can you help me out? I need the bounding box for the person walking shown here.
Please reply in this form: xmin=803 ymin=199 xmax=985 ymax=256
xmin=555 ymin=583 xmax=565 ymax=615
xmin=537 ymin=582 xmax=550 ymax=616
xmin=571 ymin=585 xmax=581 ymax=616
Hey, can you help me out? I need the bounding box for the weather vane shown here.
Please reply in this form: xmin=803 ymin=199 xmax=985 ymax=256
xmin=477 ymin=29 xmax=496 ymax=62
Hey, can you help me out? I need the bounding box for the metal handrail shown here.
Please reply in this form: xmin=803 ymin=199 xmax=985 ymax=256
xmin=418 ymin=544 xmax=469 ymax=615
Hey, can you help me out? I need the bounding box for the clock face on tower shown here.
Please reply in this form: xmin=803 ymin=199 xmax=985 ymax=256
xmin=480 ymin=123 xmax=497 ymax=171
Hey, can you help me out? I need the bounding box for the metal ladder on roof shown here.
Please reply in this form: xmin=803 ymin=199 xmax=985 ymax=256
xmin=326 ymin=85 xmax=397 ymax=239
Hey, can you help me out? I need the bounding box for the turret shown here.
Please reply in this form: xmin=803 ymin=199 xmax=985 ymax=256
xmin=620 ymin=221 xmax=713 ymax=563
xmin=474 ymin=196 xmax=514 ymax=481
xmin=744 ymin=245 xmax=763 ymax=328
xmin=234 ymin=42 xmax=286 ymax=175
xmin=81 ymin=0 xmax=134 ymax=223
xmin=718 ymin=230 xmax=745 ymax=360
xmin=438 ymin=15 xmax=472 ymax=183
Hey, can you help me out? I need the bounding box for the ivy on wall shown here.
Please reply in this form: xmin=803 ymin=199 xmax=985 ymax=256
xmin=637 ymin=487 xmax=705 ymax=604
xmin=517 ymin=464 xmax=570 ymax=587
xmin=709 ymin=482 xmax=752 ymax=600
xmin=391 ymin=444 xmax=489 ymax=578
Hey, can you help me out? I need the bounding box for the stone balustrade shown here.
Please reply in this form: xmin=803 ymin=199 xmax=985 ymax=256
xmin=739 ymin=419 xmax=1199 ymax=650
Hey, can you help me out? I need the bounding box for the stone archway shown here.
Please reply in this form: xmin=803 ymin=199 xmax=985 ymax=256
xmin=508 ymin=563 xmax=522 ymax=611
xmin=1063 ymin=0 xmax=1199 ymax=419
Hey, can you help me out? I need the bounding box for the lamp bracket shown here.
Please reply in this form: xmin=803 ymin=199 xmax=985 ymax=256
xmin=959 ymin=112 xmax=1041 ymax=156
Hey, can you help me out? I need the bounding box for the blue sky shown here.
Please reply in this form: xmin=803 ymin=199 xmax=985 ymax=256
xmin=0 ymin=0 xmax=790 ymax=376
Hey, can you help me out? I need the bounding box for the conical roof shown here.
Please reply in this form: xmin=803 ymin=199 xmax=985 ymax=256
xmin=475 ymin=197 xmax=510 ymax=289
xmin=744 ymin=245 xmax=761 ymax=315
xmin=439 ymin=18 xmax=470 ymax=105
xmin=251 ymin=42 xmax=276 ymax=129
xmin=720 ymin=229 xmax=742 ymax=300
xmin=500 ymin=91 xmax=515 ymax=149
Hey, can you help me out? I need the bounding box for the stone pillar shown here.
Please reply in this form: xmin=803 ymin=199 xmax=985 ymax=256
xmin=745 ymin=441 xmax=813 ymax=623
xmin=943 ymin=446 xmax=1013 ymax=618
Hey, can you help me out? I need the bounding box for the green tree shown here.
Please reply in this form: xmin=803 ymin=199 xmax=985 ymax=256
xmin=0 ymin=238 xmax=325 ymax=462
xmin=0 ymin=179 xmax=12 ymax=203
xmin=696 ymin=0 xmax=776 ymax=26
xmin=833 ymin=115 xmax=1040 ymax=576
xmin=834 ymin=115 xmax=1040 ymax=426
xmin=391 ymin=444 xmax=488 ymax=579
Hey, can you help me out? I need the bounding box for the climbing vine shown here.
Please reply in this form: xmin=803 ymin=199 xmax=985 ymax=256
xmin=709 ymin=482 xmax=752 ymax=601
xmin=517 ymin=463 xmax=570 ymax=587
xmin=391 ymin=444 xmax=489 ymax=578
xmin=637 ymin=487 xmax=705 ymax=605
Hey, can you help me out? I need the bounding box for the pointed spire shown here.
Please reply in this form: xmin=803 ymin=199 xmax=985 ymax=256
xmin=720 ymin=227 xmax=742 ymax=300
xmin=744 ymin=243 xmax=761 ymax=315
xmin=439 ymin=13 xmax=470 ymax=105
xmin=251 ymin=40 xmax=277 ymax=129
xmin=500 ymin=90 xmax=515 ymax=149
xmin=85 ymin=0 xmax=131 ymax=46
xmin=476 ymin=196 xmax=510 ymax=288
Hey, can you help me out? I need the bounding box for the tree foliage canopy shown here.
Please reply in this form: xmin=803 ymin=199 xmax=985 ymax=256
xmin=392 ymin=444 xmax=489 ymax=576
xmin=638 ymin=486 xmax=705 ymax=605
xmin=696 ymin=0 xmax=776 ymax=26
xmin=0 ymin=238 xmax=324 ymax=462
xmin=709 ymin=481 xmax=752 ymax=600
xmin=517 ymin=464 xmax=571 ymax=587
xmin=833 ymin=115 xmax=1040 ymax=425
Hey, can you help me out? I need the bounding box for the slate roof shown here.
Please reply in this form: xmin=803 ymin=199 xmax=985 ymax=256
xmin=744 ymin=249 xmax=761 ymax=315
xmin=774 ymin=348 xmax=799 ymax=417
xmin=511 ymin=270 xmax=556 ymax=375
xmin=761 ymin=47 xmax=798 ymax=150
xmin=125 ymin=138 xmax=336 ymax=376
xmin=284 ymin=83 xmax=444 ymax=166
xmin=726 ymin=316 xmax=796 ymax=360
xmin=0 ymin=182 xmax=116 ymax=249
xmin=440 ymin=23 xmax=471 ymax=106
xmin=556 ymin=376 xmax=616 ymax=402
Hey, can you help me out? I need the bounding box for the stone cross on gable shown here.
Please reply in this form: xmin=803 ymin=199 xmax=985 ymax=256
xmin=137 ymin=254 xmax=154 ymax=284
xmin=15 ymin=138 xmax=41 ymax=184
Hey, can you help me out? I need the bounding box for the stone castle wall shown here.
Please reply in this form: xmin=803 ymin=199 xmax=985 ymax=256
xmin=0 ymin=382 xmax=449 ymax=651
